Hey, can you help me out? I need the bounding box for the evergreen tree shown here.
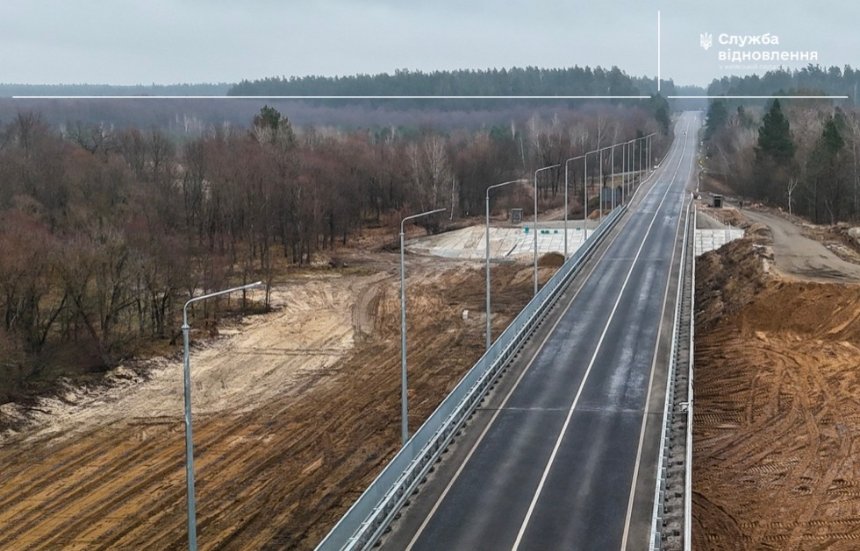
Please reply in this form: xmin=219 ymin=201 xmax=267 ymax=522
xmin=253 ymin=105 xmax=283 ymax=131
xmin=807 ymin=111 xmax=847 ymax=222
xmin=756 ymin=99 xmax=795 ymax=163
xmin=822 ymin=111 xmax=846 ymax=154
xmin=650 ymin=94 xmax=671 ymax=135
xmin=705 ymin=99 xmax=728 ymax=139
xmin=252 ymin=105 xmax=296 ymax=146
xmin=736 ymin=105 xmax=754 ymax=129
xmin=752 ymin=99 xmax=795 ymax=202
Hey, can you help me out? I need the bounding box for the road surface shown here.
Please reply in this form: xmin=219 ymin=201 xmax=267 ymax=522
xmin=383 ymin=112 xmax=700 ymax=551
xmin=743 ymin=209 xmax=860 ymax=282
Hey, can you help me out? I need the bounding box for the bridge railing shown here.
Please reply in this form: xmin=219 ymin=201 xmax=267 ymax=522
xmin=316 ymin=205 xmax=628 ymax=551
xmin=649 ymin=195 xmax=695 ymax=550
xmin=684 ymin=207 xmax=696 ymax=551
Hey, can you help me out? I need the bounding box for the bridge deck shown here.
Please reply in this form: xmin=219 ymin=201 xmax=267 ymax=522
xmin=382 ymin=113 xmax=701 ymax=551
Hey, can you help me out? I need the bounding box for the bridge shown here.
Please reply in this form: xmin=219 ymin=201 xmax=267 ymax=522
xmin=319 ymin=112 xmax=701 ymax=551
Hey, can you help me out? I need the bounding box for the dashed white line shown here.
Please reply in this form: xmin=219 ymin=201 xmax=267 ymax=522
xmin=619 ymin=117 xmax=694 ymax=550
xmin=511 ymin=118 xmax=692 ymax=551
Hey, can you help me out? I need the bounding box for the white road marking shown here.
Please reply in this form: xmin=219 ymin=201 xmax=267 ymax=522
xmin=404 ymin=118 xmax=689 ymax=551
xmin=619 ymin=117 xmax=694 ymax=550
xmin=404 ymin=192 xmax=628 ymax=551
xmin=511 ymin=118 xmax=692 ymax=551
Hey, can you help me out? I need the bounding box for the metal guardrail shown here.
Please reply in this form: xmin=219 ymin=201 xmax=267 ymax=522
xmin=316 ymin=205 xmax=628 ymax=551
xmin=649 ymin=195 xmax=694 ymax=550
xmin=684 ymin=207 xmax=696 ymax=551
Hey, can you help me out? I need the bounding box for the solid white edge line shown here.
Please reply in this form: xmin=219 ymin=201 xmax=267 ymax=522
xmin=511 ymin=118 xmax=691 ymax=551
xmin=619 ymin=116 xmax=694 ymax=550
xmin=404 ymin=195 xmax=628 ymax=551
xmin=684 ymin=206 xmax=696 ymax=551
xmin=404 ymin=124 xmax=682 ymax=551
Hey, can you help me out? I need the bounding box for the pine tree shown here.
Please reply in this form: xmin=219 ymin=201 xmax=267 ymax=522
xmin=807 ymin=112 xmax=847 ymax=222
xmin=650 ymin=94 xmax=671 ymax=135
xmin=752 ymin=99 xmax=795 ymax=203
xmin=705 ymin=99 xmax=728 ymax=139
xmin=756 ymin=99 xmax=795 ymax=163
xmin=252 ymin=105 xmax=295 ymax=147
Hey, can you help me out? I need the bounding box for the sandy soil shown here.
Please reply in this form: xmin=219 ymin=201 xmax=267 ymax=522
xmin=0 ymin=252 xmax=551 ymax=549
xmin=693 ymin=230 xmax=860 ymax=549
xmin=407 ymin=223 xmax=592 ymax=260
xmin=1 ymin=271 xmax=387 ymax=444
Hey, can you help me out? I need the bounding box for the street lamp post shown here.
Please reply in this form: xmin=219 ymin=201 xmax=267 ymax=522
xmin=621 ymin=141 xmax=627 ymax=205
xmin=182 ymin=280 xmax=265 ymax=551
xmin=610 ymin=145 xmax=616 ymax=211
xmin=648 ymin=134 xmax=653 ymax=173
xmin=581 ymin=141 xmax=629 ymax=241
xmin=633 ymin=139 xmax=638 ymax=186
xmin=583 ymin=152 xmax=589 ymax=242
xmin=628 ymin=139 xmax=637 ymax=199
xmin=485 ymin=179 xmax=527 ymax=349
xmin=564 ymin=160 xmax=569 ymax=259
xmin=598 ymin=149 xmax=603 ymax=225
xmin=533 ymin=164 xmax=560 ymax=295
xmin=564 ymin=155 xmax=587 ymax=259
xmin=632 ymin=138 xmax=642 ymax=190
xmin=400 ymin=207 xmax=446 ymax=445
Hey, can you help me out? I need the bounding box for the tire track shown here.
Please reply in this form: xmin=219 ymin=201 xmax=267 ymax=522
xmin=693 ymin=238 xmax=860 ymax=550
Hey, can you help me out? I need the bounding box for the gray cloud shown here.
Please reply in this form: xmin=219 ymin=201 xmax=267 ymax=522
xmin=0 ymin=0 xmax=857 ymax=86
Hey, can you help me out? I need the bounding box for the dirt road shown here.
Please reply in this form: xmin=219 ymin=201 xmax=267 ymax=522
xmin=0 ymin=255 xmax=549 ymax=549
xmin=743 ymin=209 xmax=860 ymax=282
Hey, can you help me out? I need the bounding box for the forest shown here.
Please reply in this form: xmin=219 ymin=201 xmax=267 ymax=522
xmin=0 ymin=102 xmax=669 ymax=403
xmin=2 ymin=65 xmax=691 ymax=133
xmin=229 ymin=66 xmax=699 ymax=107
xmin=704 ymin=95 xmax=860 ymax=223
xmin=706 ymin=65 xmax=860 ymax=101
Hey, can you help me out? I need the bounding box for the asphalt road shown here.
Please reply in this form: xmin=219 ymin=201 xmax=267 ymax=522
xmin=383 ymin=112 xmax=701 ymax=551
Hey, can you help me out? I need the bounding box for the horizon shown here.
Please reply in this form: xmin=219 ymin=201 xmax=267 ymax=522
xmin=4 ymin=1 xmax=857 ymax=88
xmin=2 ymin=63 xmax=854 ymax=92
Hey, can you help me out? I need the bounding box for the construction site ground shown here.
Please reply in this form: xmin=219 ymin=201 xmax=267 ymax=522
xmin=692 ymin=206 xmax=860 ymax=550
xmin=0 ymin=241 xmax=559 ymax=549
xmin=8 ymin=196 xmax=860 ymax=550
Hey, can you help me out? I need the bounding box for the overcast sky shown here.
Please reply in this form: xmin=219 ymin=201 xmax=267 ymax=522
xmin=1 ymin=0 xmax=857 ymax=86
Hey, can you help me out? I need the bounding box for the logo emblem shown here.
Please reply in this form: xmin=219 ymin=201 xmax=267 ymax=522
xmin=700 ymin=32 xmax=713 ymax=50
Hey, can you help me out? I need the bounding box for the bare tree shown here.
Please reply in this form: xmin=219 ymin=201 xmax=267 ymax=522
xmin=787 ymin=177 xmax=800 ymax=216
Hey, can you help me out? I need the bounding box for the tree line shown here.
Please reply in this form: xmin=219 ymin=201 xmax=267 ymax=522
xmin=0 ymin=104 xmax=668 ymax=401
xmin=704 ymin=97 xmax=860 ymax=223
xmin=229 ymin=65 xmax=693 ymax=108
xmin=707 ymin=65 xmax=860 ymax=103
xmin=2 ymin=65 xmax=693 ymax=133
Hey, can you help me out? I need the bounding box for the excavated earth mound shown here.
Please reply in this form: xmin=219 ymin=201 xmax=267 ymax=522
xmin=693 ymin=237 xmax=860 ymax=550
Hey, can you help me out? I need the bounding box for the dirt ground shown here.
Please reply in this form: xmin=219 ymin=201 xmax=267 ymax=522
xmin=742 ymin=209 xmax=860 ymax=283
xmin=696 ymin=202 xmax=860 ymax=283
xmin=0 ymin=250 xmax=554 ymax=550
xmin=692 ymin=220 xmax=860 ymax=549
xmin=0 ymin=270 xmax=388 ymax=442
